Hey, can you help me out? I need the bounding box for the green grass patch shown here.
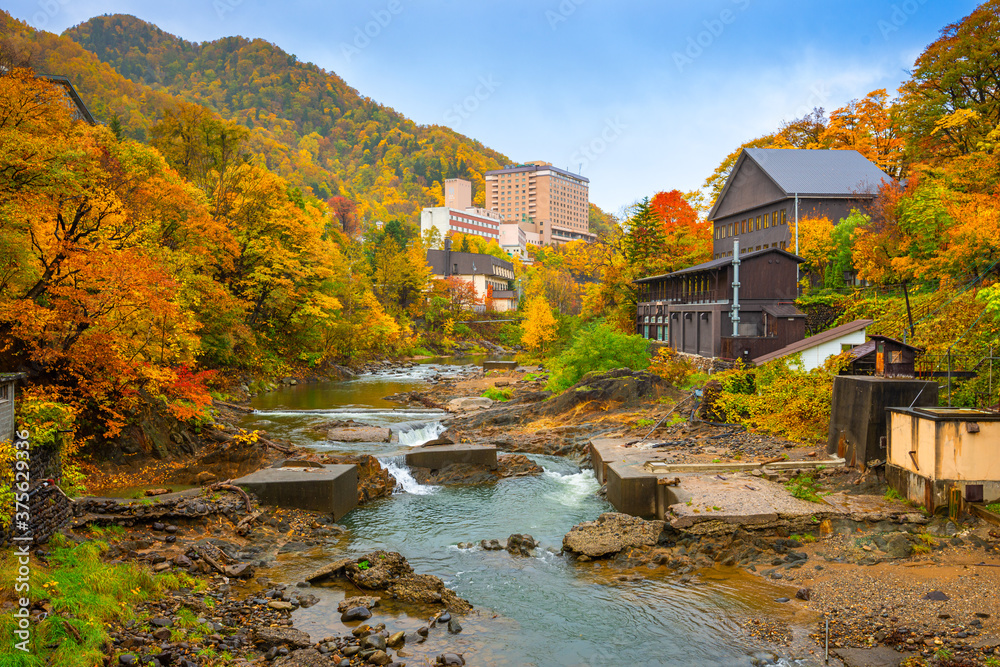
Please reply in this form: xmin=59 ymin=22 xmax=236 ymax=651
xmin=884 ymin=487 xmax=903 ymax=501
xmin=986 ymin=502 xmax=1000 ymax=514
xmin=482 ymin=386 xmax=513 ymax=402
xmin=784 ymin=475 xmax=826 ymax=503
xmin=0 ymin=535 xmax=195 ymax=667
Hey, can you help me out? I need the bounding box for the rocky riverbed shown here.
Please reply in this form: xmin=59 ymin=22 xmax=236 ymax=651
xmin=63 ymin=361 xmax=1000 ymax=666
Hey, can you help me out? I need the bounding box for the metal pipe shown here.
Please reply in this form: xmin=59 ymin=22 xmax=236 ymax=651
xmin=731 ymin=239 xmax=741 ymax=336
xmin=794 ymin=193 xmax=800 ymax=287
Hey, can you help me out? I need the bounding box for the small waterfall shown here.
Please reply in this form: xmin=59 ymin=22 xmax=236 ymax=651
xmin=381 ymin=455 xmax=438 ymax=495
xmin=396 ymin=421 xmax=447 ymax=447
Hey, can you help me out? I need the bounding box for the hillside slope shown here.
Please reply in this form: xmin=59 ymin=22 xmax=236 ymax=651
xmin=2 ymin=11 xmax=510 ymax=222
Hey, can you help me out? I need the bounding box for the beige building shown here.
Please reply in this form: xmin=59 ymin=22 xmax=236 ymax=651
xmin=444 ymin=178 xmax=472 ymax=209
xmin=484 ymin=161 xmax=594 ymax=245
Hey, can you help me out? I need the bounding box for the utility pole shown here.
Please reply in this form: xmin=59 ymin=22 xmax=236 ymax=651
xmin=731 ymin=239 xmax=741 ymax=336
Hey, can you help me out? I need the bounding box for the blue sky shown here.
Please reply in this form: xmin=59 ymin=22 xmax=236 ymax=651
xmin=4 ymin=0 xmax=983 ymax=214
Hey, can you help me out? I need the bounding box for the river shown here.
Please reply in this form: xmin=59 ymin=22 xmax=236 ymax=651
xmin=241 ymin=359 xmax=806 ymax=666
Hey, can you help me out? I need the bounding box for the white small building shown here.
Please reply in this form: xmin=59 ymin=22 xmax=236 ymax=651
xmin=421 ymin=206 xmax=503 ymax=243
xmin=752 ymin=319 xmax=873 ymax=371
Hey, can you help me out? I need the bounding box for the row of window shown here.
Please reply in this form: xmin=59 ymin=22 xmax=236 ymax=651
xmin=451 ymin=215 xmax=499 ymax=230
xmin=713 ymin=241 xmax=787 ymax=259
xmin=715 ymin=209 xmax=787 ymax=240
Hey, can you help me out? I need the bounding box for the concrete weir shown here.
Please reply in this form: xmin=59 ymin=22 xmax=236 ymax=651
xmin=234 ymin=463 xmax=358 ymax=519
xmin=591 ymin=437 xmax=847 ymax=527
xmin=405 ymin=444 xmax=498 ymax=470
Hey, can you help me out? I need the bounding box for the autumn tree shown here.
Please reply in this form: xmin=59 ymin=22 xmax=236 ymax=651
xmin=898 ymin=1 xmax=1000 ymax=161
xmin=793 ymin=215 xmax=836 ymax=284
xmin=521 ymin=295 xmax=558 ymax=355
xmin=820 ymin=89 xmax=904 ymax=177
xmin=326 ymin=195 xmax=358 ymax=234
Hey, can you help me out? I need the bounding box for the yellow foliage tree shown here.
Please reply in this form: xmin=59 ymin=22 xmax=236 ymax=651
xmin=521 ymin=296 xmax=558 ymax=355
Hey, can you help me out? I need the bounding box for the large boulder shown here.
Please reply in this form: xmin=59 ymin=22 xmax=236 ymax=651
xmin=537 ymin=369 xmax=676 ymax=416
xmin=447 ymin=397 xmax=494 ymax=412
xmin=253 ymin=627 xmax=312 ymax=650
xmin=410 ymin=454 xmax=542 ymax=485
xmin=562 ymin=512 xmax=665 ymax=558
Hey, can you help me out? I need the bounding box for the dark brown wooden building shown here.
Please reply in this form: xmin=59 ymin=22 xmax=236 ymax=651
xmin=708 ymin=148 xmax=892 ymax=261
xmin=845 ymin=335 xmax=922 ymax=378
xmin=635 ymin=248 xmax=805 ymax=360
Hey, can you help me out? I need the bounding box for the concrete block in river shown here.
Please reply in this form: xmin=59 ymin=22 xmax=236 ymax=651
xmin=234 ymin=464 xmax=358 ymax=518
xmin=405 ymin=444 xmax=498 ymax=470
xmin=483 ymin=360 xmax=517 ymax=371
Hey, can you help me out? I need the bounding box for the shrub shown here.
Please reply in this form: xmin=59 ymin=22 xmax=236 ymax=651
xmin=647 ymin=347 xmax=695 ymax=386
xmin=709 ymin=354 xmax=846 ymax=444
xmin=482 ymin=386 xmax=513 ymax=402
xmin=545 ymin=322 xmax=651 ymax=393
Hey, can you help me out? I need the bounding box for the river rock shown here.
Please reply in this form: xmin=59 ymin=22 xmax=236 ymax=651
xmin=562 ymin=512 xmax=665 ymax=558
xmin=253 ymin=627 xmax=312 ymax=650
xmin=436 ymin=654 xmax=466 ymax=666
xmin=305 ymin=557 xmax=354 ymax=582
xmin=337 ymin=595 xmax=381 ymax=612
xmin=320 ymin=454 xmax=395 ymax=503
xmin=326 ymin=426 xmax=392 ymax=443
xmin=387 ymin=630 xmax=406 ymax=648
xmin=341 ymin=606 xmax=372 ymax=622
xmin=361 ymin=634 xmax=387 ymax=651
xmin=506 ymin=534 xmax=537 ymax=556
xmin=368 ymin=650 xmax=391 ymax=665
xmin=343 ymin=551 xmax=472 ymax=613
xmin=885 ymin=533 xmax=914 ymax=559
xmin=446 ymin=397 xmax=494 ymax=412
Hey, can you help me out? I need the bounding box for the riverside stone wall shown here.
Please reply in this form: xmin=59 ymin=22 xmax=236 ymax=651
xmin=0 ymin=436 xmax=70 ymax=548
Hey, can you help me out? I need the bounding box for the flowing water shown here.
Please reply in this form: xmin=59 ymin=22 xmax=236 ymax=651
xmin=243 ymin=359 xmax=808 ymax=666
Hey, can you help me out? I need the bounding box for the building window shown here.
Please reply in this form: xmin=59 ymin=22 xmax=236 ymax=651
xmin=763 ymin=213 xmax=769 ymax=228
xmin=780 ymin=210 xmax=787 ymax=225
xmin=780 ymin=241 xmax=786 ymax=249
xmin=755 ymin=216 xmax=761 ymax=230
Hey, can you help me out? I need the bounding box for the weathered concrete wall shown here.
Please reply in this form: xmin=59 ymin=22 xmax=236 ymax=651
xmin=405 ymin=444 xmax=497 ymax=470
xmin=826 ymin=376 xmax=937 ymax=468
xmin=235 ymin=464 xmax=358 ymax=519
xmin=606 ymin=462 xmax=658 ymax=519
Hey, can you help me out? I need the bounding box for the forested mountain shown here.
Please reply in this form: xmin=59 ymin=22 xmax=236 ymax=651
xmin=2 ymin=11 xmax=510 ymax=222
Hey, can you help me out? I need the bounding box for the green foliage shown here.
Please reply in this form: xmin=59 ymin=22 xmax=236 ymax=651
xmin=358 ymin=560 xmax=370 ymax=570
xmin=986 ymin=503 xmax=1000 ymax=514
xmin=784 ymin=475 xmax=825 ymax=503
xmin=545 ymin=322 xmax=651 ymax=393
xmin=0 ymin=538 xmax=187 ymax=666
xmin=636 ymin=418 xmax=655 ymax=428
xmin=481 ymin=386 xmax=513 ymax=402
xmin=884 ymin=487 xmax=903 ymax=501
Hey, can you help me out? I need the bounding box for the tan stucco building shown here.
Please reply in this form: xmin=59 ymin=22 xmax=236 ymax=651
xmin=484 ymin=161 xmax=595 ymax=246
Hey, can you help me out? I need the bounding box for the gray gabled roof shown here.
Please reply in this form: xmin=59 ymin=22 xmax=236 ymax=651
xmin=744 ymin=148 xmax=891 ymax=197
xmin=707 ymin=148 xmax=893 ymax=221
xmin=634 ymin=247 xmax=804 ymax=283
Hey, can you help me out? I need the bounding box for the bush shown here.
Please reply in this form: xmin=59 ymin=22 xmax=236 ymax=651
xmin=482 ymin=386 xmax=513 ymax=402
xmin=709 ymin=354 xmax=845 ymax=444
xmin=545 ymin=322 xmax=651 ymax=393
xmin=647 ymin=347 xmax=695 ymax=387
